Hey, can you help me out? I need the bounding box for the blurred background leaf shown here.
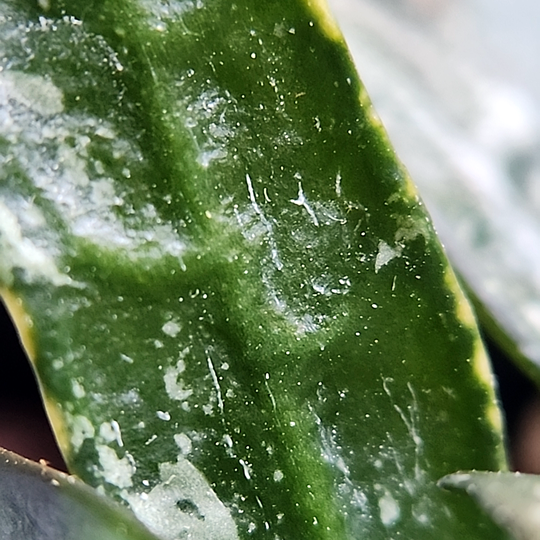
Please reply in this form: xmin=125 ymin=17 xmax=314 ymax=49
xmin=440 ymin=471 xmax=540 ymax=540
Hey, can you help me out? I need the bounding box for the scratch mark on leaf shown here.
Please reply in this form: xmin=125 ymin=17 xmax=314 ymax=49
xmin=290 ymin=181 xmax=319 ymax=226
xmin=207 ymin=355 xmax=224 ymax=415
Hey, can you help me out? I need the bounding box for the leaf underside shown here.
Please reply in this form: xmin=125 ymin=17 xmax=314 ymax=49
xmin=0 ymin=447 xmax=160 ymax=540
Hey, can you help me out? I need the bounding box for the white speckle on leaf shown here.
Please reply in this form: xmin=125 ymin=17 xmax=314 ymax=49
xmin=157 ymin=410 xmax=171 ymax=421
xmin=137 ymin=0 xmax=202 ymax=34
xmin=335 ymin=171 xmax=342 ymax=196
xmin=99 ymin=420 xmax=124 ymax=447
xmin=174 ymin=433 xmax=192 ymax=455
xmin=119 ymin=389 xmax=141 ymax=405
xmin=162 ymin=319 xmax=181 ymax=337
xmin=52 ymin=359 xmax=64 ymax=370
xmin=198 ymin=147 xmax=227 ymax=168
xmin=71 ymin=379 xmax=86 ymax=399
xmin=68 ymin=414 xmax=95 ymax=452
xmin=1 ymin=71 xmax=63 ymax=115
xmin=164 ymin=354 xmax=193 ymax=402
xmin=180 ymin=84 xmax=237 ymax=169
xmin=37 ymin=0 xmax=51 ymax=11
xmin=351 ymin=488 xmax=370 ymax=513
xmin=312 ymin=282 xmax=327 ymax=295
xmin=375 ymin=240 xmax=402 ymax=273
xmin=395 ymin=215 xmax=430 ymax=245
xmin=202 ymin=404 xmax=213 ymax=415
xmin=311 ymin=275 xmax=350 ymax=297
xmin=120 ymin=353 xmax=134 ymax=364
xmin=95 ymin=125 xmax=115 ymax=139
xmin=273 ymin=470 xmax=284 ymax=482
xmin=163 ymin=368 xmax=193 ymax=401
xmin=124 ymin=458 xmax=239 ymax=540
xmin=378 ymin=488 xmax=400 ymax=527
xmin=145 ymin=435 xmax=158 ymax=446
xmin=96 ymin=445 xmax=135 ymax=489
xmin=223 ymin=434 xmax=233 ymax=448
xmin=239 ymin=459 xmax=252 ymax=480
xmin=0 ymin=201 xmax=75 ymax=287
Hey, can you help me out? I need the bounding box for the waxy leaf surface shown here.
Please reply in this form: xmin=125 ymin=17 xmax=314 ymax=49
xmin=0 ymin=0 xmax=506 ymax=539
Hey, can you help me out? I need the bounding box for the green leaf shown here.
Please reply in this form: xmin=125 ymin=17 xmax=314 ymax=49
xmin=440 ymin=471 xmax=540 ymax=540
xmin=0 ymin=0 xmax=506 ymax=539
xmin=0 ymin=447 xmax=161 ymax=540
xmin=330 ymin=0 xmax=540 ymax=382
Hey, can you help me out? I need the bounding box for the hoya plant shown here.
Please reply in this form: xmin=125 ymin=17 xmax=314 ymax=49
xmin=0 ymin=0 xmax=537 ymax=539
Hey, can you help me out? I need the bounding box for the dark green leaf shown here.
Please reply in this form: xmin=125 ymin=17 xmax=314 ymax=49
xmin=0 ymin=0 xmax=506 ymax=539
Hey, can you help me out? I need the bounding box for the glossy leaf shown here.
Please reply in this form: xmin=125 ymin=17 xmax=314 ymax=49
xmin=0 ymin=0 xmax=506 ymax=539
xmin=0 ymin=447 xmax=161 ymax=540
xmin=329 ymin=0 xmax=540 ymax=382
xmin=440 ymin=471 xmax=540 ymax=540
